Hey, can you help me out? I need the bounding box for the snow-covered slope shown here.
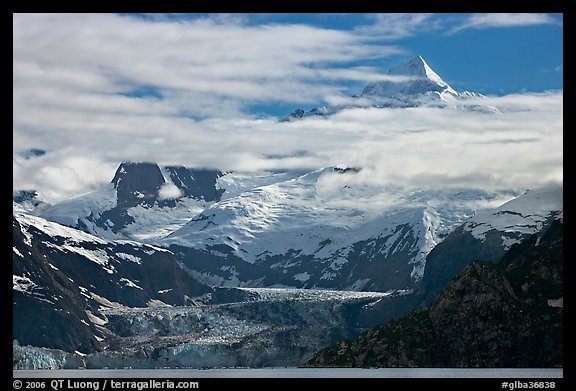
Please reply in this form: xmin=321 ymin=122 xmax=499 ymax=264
xmin=13 ymin=180 xmax=563 ymax=368
xmin=421 ymin=184 xmax=563 ymax=303
xmin=163 ymin=167 xmax=514 ymax=291
xmin=13 ymin=190 xmax=50 ymax=214
xmin=361 ymin=55 xmax=459 ymax=105
xmin=14 ymin=201 xmax=424 ymax=368
xmin=41 ymin=162 xmax=225 ymax=240
xmin=38 ymin=160 xmax=519 ymax=292
xmin=465 ymin=186 xmax=563 ymax=245
xmin=13 ymin=203 xmax=212 ymax=353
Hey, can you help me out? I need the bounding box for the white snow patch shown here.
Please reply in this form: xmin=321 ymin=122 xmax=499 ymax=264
xmin=547 ymin=298 xmax=563 ymax=308
xmin=116 ymin=252 xmax=142 ymax=264
xmin=60 ymin=244 xmax=114 ymax=274
xmin=20 ymin=226 xmax=33 ymax=247
xmin=119 ymin=278 xmax=143 ymax=290
xmin=466 ymin=185 xmax=563 ymax=241
xmin=13 ymin=247 xmax=24 ymax=258
xmin=501 ymin=235 xmax=521 ymax=250
xmin=535 ymin=236 xmax=541 ymax=246
xmin=147 ymin=299 xmax=172 ymax=308
xmin=40 ymin=184 xmax=117 ymax=230
xmin=158 ymin=288 xmax=173 ymax=294
xmin=320 ymin=271 xmax=336 ymax=281
xmin=78 ymin=286 xmax=92 ymax=299
xmin=328 ymin=256 xmax=348 ymax=272
xmin=90 ymin=292 xmax=127 ymax=310
xmin=86 ymin=310 xmax=108 ymax=326
xmin=13 ymin=275 xmax=37 ymax=293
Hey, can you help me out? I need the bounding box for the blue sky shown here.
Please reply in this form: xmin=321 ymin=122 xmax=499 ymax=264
xmin=122 ymin=13 xmax=563 ymax=117
xmin=13 ymin=13 xmax=563 ymax=203
xmin=247 ymin=13 xmax=563 ymax=116
xmin=247 ymin=13 xmax=563 ymax=91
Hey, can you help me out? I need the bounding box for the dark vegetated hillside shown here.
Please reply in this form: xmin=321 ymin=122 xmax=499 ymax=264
xmin=305 ymin=220 xmax=563 ymax=368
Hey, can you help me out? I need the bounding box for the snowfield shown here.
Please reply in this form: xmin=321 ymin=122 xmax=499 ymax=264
xmin=34 ymin=163 xmax=519 ymax=290
xmin=164 ymin=168 xmax=516 ymax=284
xmin=465 ymin=185 xmax=563 ymax=249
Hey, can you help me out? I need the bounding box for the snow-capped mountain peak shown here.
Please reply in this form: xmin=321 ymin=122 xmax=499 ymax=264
xmin=361 ymin=55 xmax=458 ymax=100
xmin=283 ymin=55 xmax=497 ymax=121
xmin=390 ymin=55 xmax=448 ymax=87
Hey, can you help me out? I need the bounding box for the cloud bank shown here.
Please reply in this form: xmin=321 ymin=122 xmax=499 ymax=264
xmin=13 ymin=14 xmax=563 ymax=204
xmin=448 ymin=13 xmax=560 ymax=35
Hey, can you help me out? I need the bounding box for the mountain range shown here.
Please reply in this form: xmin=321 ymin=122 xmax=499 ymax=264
xmin=13 ymin=55 xmax=563 ymax=369
xmin=36 ymin=160 xmax=561 ymax=297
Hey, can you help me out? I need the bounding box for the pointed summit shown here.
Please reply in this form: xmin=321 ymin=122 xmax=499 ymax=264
xmin=361 ymin=55 xmax=458 ymax=101
xmin=389 ymin=55 xmax=448 ymax=88
xmin=283 ymin=55 xmax=498 ymax=119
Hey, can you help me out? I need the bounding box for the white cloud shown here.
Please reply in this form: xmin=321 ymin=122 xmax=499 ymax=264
xmin=322 ymin=95 xmax=563 ymax=191
xmin=158 ymin=183 xmax=184 ymax=200
xmin=447 ymin=13 xmax=560 ymax=35
xmin=13 ymin=91 xmax=563 ymax=203
xmin=13 ymin=150 xmax=118 ymax=204
xmin=356 ymin=14 xmax=440 ymax=40
xmin=13 ymin=13 xmax=399 ymax=114
xmin=12 ymin=14 xmax=563 ymax=204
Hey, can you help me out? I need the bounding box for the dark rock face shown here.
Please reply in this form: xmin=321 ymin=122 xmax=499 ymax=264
xmin=76 ymin=162 xmax=226 ymax=234
xmin=111 ymin=162 xmax=225 ymax=208
xmin=420 ymin=212 xmax=560 ymax=305
xmin=12 ymin=214 xmax=212 ymax=353
xmin=165 ymin=166 xmax=224 ymax=202
xmin=281 ymin=108 xmax=305 ymax=122
xmin=13 ymin=217 xmax=102 ymax=353
xmin=95 ymin=162 xmax=166 ymax=232
xmin=112 ymin=162 xmax=165 ymax=208
xmin=304 ymin=220 xmax=563 ymax=368
xmin=420 ymin=227 xmax=513 ymax=304
xmin=13 ymin=190 xmax=40 ymax=204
